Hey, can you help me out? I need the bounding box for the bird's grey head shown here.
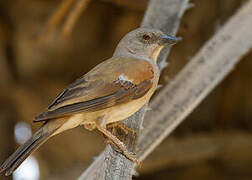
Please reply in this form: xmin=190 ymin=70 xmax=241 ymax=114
xmin=113 ymin=28 xmax=181 ymax=61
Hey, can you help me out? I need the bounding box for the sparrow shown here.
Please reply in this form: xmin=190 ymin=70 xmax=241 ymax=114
xmin=0 ymin=28 xmax=180 ymax=176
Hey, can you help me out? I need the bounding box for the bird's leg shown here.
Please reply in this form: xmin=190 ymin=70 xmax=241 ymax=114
xmin=106 ymin=122 xmax=136 ymax=135
xmin=96 ymin=122 xmax=139 ymax=164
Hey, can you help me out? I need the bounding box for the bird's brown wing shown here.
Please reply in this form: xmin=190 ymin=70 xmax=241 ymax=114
xmin=34 ymin=57 xmax=155 ymax=122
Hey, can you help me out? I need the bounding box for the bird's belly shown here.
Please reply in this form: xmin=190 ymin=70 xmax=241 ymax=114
xmin=105 ymin=98 xmax=147 ymax=124
xmin=53 ymin=114 xmax=84 ymax=135
xmin=82 ymin=84 xmax=157 ymax=127
xmin=105 ymin=81 xmax=157 ymax=124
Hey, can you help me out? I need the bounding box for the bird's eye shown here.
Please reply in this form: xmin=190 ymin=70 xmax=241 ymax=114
xmin=142 ymin=34 xmax=151 ymax=41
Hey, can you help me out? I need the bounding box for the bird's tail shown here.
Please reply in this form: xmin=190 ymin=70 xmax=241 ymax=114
xmin=0 ymin=118 xmax=67 ymax=176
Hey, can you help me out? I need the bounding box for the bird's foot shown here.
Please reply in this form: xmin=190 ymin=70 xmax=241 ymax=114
xmin=106 ymin=122 xmax=136 ymax=135
xmin=106 ymin=139 xmax=140 ymax=165
xmin=96 ymin=123 xmax=140 ymax=165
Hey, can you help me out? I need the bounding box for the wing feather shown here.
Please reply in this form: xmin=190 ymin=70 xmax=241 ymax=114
xmin=33 ymin=57 xmax=155 ymax=122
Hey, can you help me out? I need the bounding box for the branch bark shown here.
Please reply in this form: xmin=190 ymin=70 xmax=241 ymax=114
xmin=137 ymin=0 xmax=252 ymax=161
xmin=78 ymin=0 xmax=189 ymax=179
xmin=141 ymin=131 xmax=252 ymax=174
xmin=79 ymin=0 xmax=252 ymax=179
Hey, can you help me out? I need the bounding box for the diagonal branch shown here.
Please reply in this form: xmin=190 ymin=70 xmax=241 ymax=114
xmin=79 ymin=0 xmax=252 ymax=179
xmin=62 ymin=0 xmax=91 ymax=36
xmin=137 ymin=0 xmax=252 ymax=161
xmin=78 ymin=0 xmax=189 ymax=179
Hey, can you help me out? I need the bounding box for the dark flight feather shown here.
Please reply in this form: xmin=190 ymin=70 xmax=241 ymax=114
xmin=34 ymin=79 xmax=152 ymax=122
xmin=33 ymin=57 xmax=154 ymax=122
xmin=0 ymin=125 xmax=56 ymax=176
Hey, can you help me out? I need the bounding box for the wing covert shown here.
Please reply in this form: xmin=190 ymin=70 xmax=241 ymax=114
xmin=34 ymin=57 xmax=155 ymax=122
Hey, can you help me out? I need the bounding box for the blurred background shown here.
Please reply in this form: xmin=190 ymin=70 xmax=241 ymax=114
xmin=0 ymin=0 xmax=251 ymax=179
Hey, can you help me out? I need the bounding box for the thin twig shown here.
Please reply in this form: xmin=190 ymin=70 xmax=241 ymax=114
xmin=38 ymin=0 xmax=75 ymax=43
xmin=62 ymin=0 xmax=91 ymax=37
xmin=79 ymin=0 xmax=252 ymax=179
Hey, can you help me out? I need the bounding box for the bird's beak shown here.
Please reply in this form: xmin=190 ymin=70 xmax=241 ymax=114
xmin=159 ymin=34 xmax=182 ymax=46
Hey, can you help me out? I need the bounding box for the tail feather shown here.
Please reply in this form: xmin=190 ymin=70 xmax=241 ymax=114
xmin=0 ymin=126 xmax=56 ymax=176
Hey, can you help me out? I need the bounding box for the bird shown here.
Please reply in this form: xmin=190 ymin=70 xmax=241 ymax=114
xmin=0 ymin=27 xmax=180 ymax=176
